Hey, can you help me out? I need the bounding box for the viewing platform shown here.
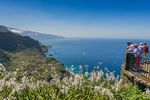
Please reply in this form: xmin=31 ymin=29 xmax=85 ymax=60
xmin=122 ymin=52 xmax=150 ymax=88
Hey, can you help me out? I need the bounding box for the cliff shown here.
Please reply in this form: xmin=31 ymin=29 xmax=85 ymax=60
xmin=0 ymin=28 xmax=67 ymax=80
xmin=0 ymin=31 xmax=44 ymax=55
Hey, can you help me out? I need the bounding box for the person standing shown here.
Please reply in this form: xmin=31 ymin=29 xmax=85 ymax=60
xmin=139 ymin=42 xmax=144 ymax=63
xmin=127 ymin=42 xmax=132 ymax=50
xmin=134 ymin=44 xmax=142 ymax=70
xmin=143 ymin=43 xmax=149 ymax=58
xmin=139 ymin=42 xmax=144 ymax=52
xmin=127 ymin=42 xmax=135 ymax=52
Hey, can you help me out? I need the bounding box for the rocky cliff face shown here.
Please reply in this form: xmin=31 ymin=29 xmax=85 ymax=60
xmin=0 ymin=31 xmax=44 ymax=55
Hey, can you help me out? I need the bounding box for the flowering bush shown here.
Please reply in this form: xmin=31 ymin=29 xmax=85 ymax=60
xmin=0 ymin=63 xmax=149 ymax=100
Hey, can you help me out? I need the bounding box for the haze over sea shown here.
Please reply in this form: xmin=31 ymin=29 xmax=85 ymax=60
xmin=41 ymin=38 xmax=150 ymax=76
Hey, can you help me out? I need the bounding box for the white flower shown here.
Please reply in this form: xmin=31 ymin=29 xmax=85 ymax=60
xmin=0 ymin=63 xmax=5 ymax=72
xmin=145 ymin=88 xmax=150 ymax=96
xmin=84 ymin=71 xmax=89 ymax=77
xmin=0 ymin=79 xmax=5 ymax=91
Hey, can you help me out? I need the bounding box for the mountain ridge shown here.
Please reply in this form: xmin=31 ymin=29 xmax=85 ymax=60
xmin=0 ymin=25 xmax=64 ymax=41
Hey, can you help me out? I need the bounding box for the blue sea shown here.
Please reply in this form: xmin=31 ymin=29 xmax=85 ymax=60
xmin=40 ymin=38 xmax=150 ymax=75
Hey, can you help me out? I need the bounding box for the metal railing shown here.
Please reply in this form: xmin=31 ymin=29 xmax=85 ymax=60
xmin=125 ymin=52 xmax=150 ymax=80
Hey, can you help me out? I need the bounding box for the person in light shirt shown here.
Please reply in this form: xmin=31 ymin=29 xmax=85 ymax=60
xmin=126 ymin=42 xmax=132 ymax=50
xmin=139 ymin=42 xmax=144 ymax=63
xmin=134 ymin=44 xmax=142 ymax=69
xmin=126 ymin=42 xmax=135 ymax=52
xmin=139 ymin=42 xmax=144 ymax=50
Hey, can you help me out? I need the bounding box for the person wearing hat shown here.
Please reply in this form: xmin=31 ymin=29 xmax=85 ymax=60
xmin=134 ymin=44 xmax=142 ymax=70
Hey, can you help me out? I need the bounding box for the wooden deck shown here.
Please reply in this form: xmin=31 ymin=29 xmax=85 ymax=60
xmin=122 ymin=55 xmax=150 ymax=87
xmin=139 ymin=60 xmax=150 ymax=80
xmin=123 ymin=67 xmax=150 ymax=87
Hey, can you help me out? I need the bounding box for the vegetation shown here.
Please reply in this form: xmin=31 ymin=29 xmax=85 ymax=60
xmin=0 ymin=50 xmax=11 ymax=67
xmin=0 ymin=63 xmax=149 ymax=100
xmin=0 ymin=31 xmax=44 ymax=55
xmin=0 ymin=48 xmax=67 ymax=80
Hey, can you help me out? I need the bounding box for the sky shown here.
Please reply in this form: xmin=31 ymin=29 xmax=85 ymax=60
xmin=0 ymin=0 xmax=150 ymax=39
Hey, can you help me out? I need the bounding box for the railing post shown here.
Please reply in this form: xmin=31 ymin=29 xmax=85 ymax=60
xmin=125 ymin=52 xmax=135 ymax=70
